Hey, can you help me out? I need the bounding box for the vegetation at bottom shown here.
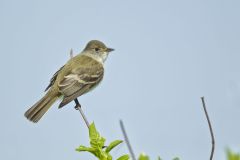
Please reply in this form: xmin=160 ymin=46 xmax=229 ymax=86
xmin=76 ymin=122 xmax=239 ymax=160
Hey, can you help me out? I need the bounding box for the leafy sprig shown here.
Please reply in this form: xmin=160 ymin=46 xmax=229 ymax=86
xmin=138 ymin=153 xmax=179 ymax=160
xmin=76 ymin=123 xmax=129 ymax=160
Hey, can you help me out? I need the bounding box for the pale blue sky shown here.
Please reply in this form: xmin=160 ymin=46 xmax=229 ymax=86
xmin=1 ymin=0 xmax=240 ymax=160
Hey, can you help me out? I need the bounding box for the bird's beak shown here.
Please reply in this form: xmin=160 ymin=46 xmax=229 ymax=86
xmin=107 ymin=48 xmax=114 ymax=52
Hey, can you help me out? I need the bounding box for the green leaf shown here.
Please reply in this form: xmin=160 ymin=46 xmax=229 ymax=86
xmin=89 ymin=123 xmax=99 ymax=142
xmin=172 ymin=157 xmax=180 ymax=160
xmin=89 ymin=123 xmax=106 ymax=149
xmin=117 ymin=154 xmax=130 ymax=160
xmin=157 ymin=156 xmax=162 ymax=160
xmin=105 ymin=140 xmax=123 ymax=153
xmin=138 ymin=153 xmax=150 ymax=160
xmin=75 ymin=145 xmax=95 ymax=152
xmin=98 ymin=151 xmax=111 ymax=160
xmin=90 ymin=136 xmax=106 ymax=150
xmin=227 ymin=149 xmax=240 ymax=160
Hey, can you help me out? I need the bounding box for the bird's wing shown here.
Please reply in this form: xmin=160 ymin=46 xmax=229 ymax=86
xmin=45 ymin=65 xmax=65 ymax=91
xmin=58 ymin=63 xmax=104 ymax=108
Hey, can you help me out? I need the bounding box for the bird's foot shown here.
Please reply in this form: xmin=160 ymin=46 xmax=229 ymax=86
xmin=74 ymin=98 xmax=81 ymax=110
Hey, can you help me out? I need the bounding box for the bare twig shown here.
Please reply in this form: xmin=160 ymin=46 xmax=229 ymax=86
xmin=201 ymin=97 xmax=215 ymax=160
xmin=119 ymin=120 xmax=136 ymax=160
xmin=69 ymin=49 xmax=90 ymax=128
xmin=74 ymin=99 xmax=90 ymax=128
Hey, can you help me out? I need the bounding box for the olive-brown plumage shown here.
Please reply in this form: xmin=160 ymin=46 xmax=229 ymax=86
xmin=24 ymin=40 xmax=114 ymax=123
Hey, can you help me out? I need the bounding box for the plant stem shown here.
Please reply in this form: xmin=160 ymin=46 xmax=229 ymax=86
xmin=74 ymin=99 xmax=90 ymax=128
xmin=201 ymin=97 xmax=215 ymax=160
xmin=120 ymin=120 xmax=136 ymax=160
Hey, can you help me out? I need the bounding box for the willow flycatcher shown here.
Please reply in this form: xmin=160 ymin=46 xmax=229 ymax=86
xmin=24 ymin=40 xmax=114 ymax=123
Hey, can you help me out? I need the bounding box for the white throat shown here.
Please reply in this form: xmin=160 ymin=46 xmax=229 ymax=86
xmin=83 ymin=52 xmax=109 ymax=64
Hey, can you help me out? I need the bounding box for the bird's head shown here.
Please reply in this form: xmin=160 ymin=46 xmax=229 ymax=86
xmin=83 ymin=40 xmax=114 ymax=63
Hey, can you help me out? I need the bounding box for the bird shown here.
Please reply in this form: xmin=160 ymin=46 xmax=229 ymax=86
xmin=24 ymin=40 xmax=114 ymax=123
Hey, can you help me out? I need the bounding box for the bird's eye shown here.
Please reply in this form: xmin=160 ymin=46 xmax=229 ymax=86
xmin=95 ymin=48 xmax=99 ymax=52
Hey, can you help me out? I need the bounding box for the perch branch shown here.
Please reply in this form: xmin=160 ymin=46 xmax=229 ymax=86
xmin=74 ymin=99 xmax=90 ymax=128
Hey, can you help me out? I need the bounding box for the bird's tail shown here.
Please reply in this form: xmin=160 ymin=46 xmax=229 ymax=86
xmin=24 ymin=92 xmax=58 ymax=123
